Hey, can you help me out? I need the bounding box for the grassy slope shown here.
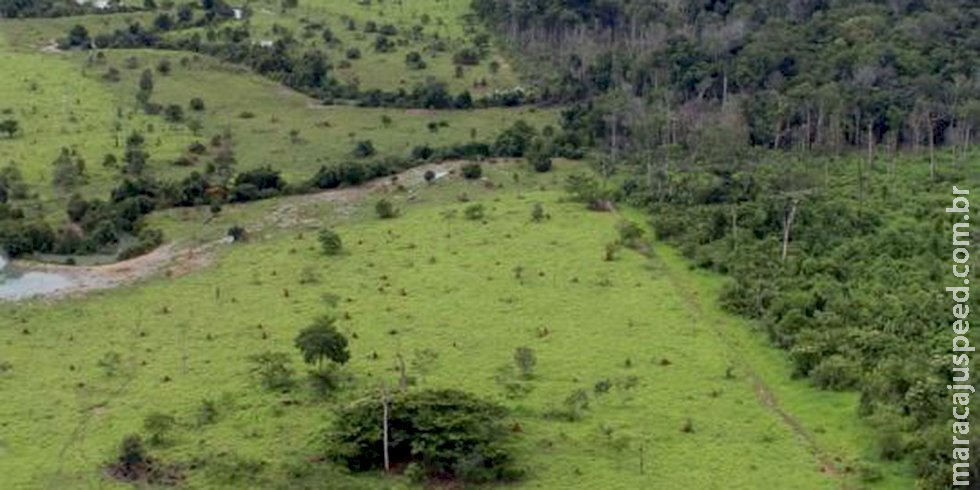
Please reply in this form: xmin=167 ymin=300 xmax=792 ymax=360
xmin=0 ymin=162 xmax=913 ymax=489
xmin=0 ymin=49 xmax=196 ymax=219
xmin=251 ymin=0 xmax=520 ymax=92
xmin=0 ymin=46 xmax=553 ymax=222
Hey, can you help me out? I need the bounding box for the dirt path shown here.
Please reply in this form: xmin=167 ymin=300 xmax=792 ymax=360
xmin=9 ymin=160 xmax=467 ymax=300
xmin=655 ymin=250 xmax=845 ymax=481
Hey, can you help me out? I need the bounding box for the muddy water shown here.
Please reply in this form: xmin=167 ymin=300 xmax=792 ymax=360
xmin=0 ymin=256 xmax=75 ymax=300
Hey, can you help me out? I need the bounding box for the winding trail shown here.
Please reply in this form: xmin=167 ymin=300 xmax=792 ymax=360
xmin=654 ymin=248 xmax=845 ymax=482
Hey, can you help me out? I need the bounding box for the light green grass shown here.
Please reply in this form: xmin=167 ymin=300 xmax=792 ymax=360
xmin=238 ymin=0 xmax=519 ymax=92
xmin=0 ymin=11 xmax=160 ymax=51
xmin=0 ymin=162 xmax=911 ymax=489
xmin=0 ymin=50 xmax=197 ymax=219
xmin=0 ymin=46 xmax=554 ymax=224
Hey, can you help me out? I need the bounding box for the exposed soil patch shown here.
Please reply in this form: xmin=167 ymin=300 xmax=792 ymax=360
xmin=7 ymin=160 xmax=469 ymax=301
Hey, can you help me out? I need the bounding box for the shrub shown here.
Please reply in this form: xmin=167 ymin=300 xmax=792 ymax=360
xmin=375 ymin=198 xmax=398 ymax=219
xmin=453 ymin=47 xmax=480 ymax=65
xmin=617 ymin=220 xmax=645 ymax=249
xmin=195 ymin=399 xmax=218 ymax=426
xmin=423 ymin=170 xmax=435 ymax=182
xmin=604 ymin=242 xmax=620 ymax=261
xmin=106 ymin=434 xmax=183 ymax=485
xmin=328 ymin=389 xmax=522 ymax=483
xmin=117 ymin=228 xmax=164 ymax=260
xmin=318 ymin=228 xmax=342 ymax=255
xmin=345 ymin=47 xmax=361 ymax=59
xmin=373 ymin=35 xmax=395 ymax=52
xmin=248 ymin=351 xmax=294 ymax=391
xmin=529 ymin=153 xmax=552 ymax=172
xmin=530 ymin=203 xmax=546 ymax=222
xmin=464 ymin=203 xmax=485 ymax=221
xmin=513 ymin=347 xmax=536 ymax=378
xmin=405 ymin=51 xmax=426 ymax=69
xmin=461 ymin=163 xmax=482 ymax=180
xmin=189 ymin=97 xmax=205 ymax=111
xmin=227 ymin=225 xmax=247 ymax=242
xmin=143 ymin=412 xmax=176 ymax=445
xmin=352 ymin=140 xmax=376 ymax=158
xmin=163 ymin=104 xmax=184 ymax=122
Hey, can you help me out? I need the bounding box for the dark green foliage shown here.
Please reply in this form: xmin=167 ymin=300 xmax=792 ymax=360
xmin=373 ymin=35 xmax=394 ymax=53
xmin=530 ymin=203 xmax=546 ymax=222
xmin=117 ymin=228 xmax=164 ymax=260
xmin=163 ymin=104 xmax=183 ymax=122
xmin=138 ymin=69 xmax=154 ymax=92
xmin=529 ymin=152 xmax=551 ymax=172
xmin=327 ymin=389 xmax=522 ymax=483
xmin=452 ymin=47 xmax=480 ymax=66
xmin=374 ymin=198 xmax=398 ymax=219
xmin=227 ymin=225 xmax=247 ymax=242
xmin=0 ymin=119 xmax=18 ymax=137
xmin=248 ymin=351 xmax=295 ymax=391
xmin=318 ymin=228 xmax=342 ymax=255
xmin=294 ymin=315 xmax=349 ymax=369
xmin=404 ymin=51 xmax=425 ymax=69
xmin=616 ymin=220 xmax=645 ymax=249
xmin=189 ymin=97 xmax=205 ymax=111
xmin=461 ymin=163 xmax=482 ymax=180
xmin=464 ymin=203 xmax=485 ymax=221
xmin=563 ymin=173 xmax=606 ymax=205
xmin=474 ymin=0 xmax=980 ymax=155
xmin=51 ymin=147 xmax=87 ymax=189
xmin=352 ymin=140 xmax=375 ymax=158
xmin=231 ymin=166 xmax=285 ymax=202
xmin=513 ymin=346 xmax=536 ymax=378
xmin=143 ymin=412 xmax=176 ymax=445
xmin=492 ymin=120 xmax=535 ymax=157
xmin=640 ymin=158 xmax=980 ymax=487
xmin=107 ymin=434 xmax=183 ymax=485
xmin=65 ymin=24 xmax=90 ymax=47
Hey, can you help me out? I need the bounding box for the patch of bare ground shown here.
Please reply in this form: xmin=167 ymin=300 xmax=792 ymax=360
xmin=9 ymin=160 xmax=471 ymax=300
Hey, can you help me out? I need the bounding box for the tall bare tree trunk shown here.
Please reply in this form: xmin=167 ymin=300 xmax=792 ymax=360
xmin=866 ymin=121 xmax=874 ymax=171
xmin=722 ymin=70 xmax=728 ymax=109
xmin=782 ymin=200 xmax=798 ymax=262
xmin=730 ymin=204 xmax=738 ymax=251
xmin=928 ymin=114 xmax=936 ymax=180
xmin=381 ymin=383 xmax=390 ymax=472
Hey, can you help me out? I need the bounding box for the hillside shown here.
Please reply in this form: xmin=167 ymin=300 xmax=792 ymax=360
xmin=0 ymin=0 xmax=974 ymax=489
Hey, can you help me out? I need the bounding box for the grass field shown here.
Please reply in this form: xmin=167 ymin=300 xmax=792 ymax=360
xmin=0 ymin=46 xmax=553 ymax=222
xmin=0 ymin=0 xmax=921 ymax=488
xmin=0 ymin=161 xmax=914 ymax=489
xmin=248 ymin=0 xmax=521 ymax=92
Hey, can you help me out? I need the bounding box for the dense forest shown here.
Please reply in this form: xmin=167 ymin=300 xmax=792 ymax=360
xmin=475 ymin=0 xmax=980 ymax=165
xmin=470 ymin=0 xmax=980 ymax=487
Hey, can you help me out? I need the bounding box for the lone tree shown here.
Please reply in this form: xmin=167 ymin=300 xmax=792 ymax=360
xmin=352 ymin=140 xmax=376 ymax=158
xmin=514 ymin=346 xmax=536 ymax=378
xmin=461 ymin=163 xmax=482 ymax=179
xmin=375 ymin=198 xmax=398 ymax=219
xmin=0 ymin=119 xmax=18 ymax=138
xmin=294 ymin=315 xmax=350 ymax=371
xmin=319 ymin=228 xmax=343 ymax=255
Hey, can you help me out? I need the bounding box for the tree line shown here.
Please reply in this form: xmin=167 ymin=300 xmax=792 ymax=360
xmin=473 ymin=0 xmax=980 ymax=159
